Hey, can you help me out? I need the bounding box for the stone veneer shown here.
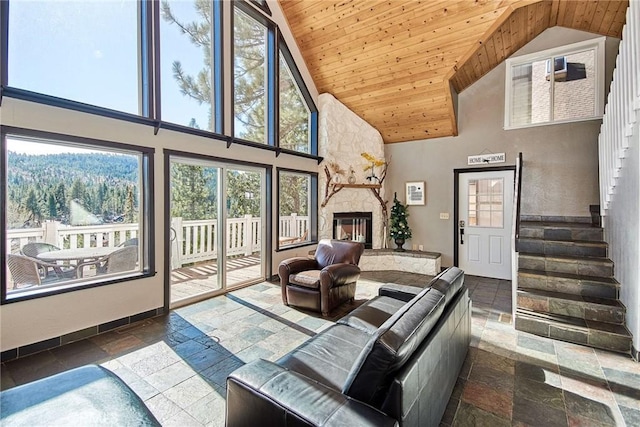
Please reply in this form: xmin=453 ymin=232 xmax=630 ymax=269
xmin=358 ymin=249 xmax=442 ymax=276
xmin=318 ymin=93 xmax=387 ymax=249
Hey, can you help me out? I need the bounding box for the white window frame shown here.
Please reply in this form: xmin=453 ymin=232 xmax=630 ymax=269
xmin=504 ymin=37 xmax=606 ymax=130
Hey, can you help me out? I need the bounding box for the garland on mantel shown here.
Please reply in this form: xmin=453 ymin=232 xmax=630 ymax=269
xmin=321 ymin=161 xmax=390 ymax=244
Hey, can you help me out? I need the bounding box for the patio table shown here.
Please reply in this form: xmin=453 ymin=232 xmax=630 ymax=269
xmin=37 ymin=247 xmax=120 ymax=278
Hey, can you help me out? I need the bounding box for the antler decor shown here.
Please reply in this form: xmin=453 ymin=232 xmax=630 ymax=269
xmin=321 ymin=165 xmax=344 ymax=208
xmin=321 ymin=158 xmax=391 ymax=245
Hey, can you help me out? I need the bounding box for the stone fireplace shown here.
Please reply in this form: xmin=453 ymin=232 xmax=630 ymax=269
xmin=333 ymin=212 xmax=373 ymax=249
xmin=318 ymin=94 xmax=387 ymax=249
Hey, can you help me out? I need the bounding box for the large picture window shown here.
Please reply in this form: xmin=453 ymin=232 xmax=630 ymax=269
xmin=8 ymin=0 xmax=141 ymax=114
xmin=277 ymin=170 xmax=316 ymax=249
xmin=504 ymin=38 xmax=605 ymax=129
xmin=3 ymin=131 xmax=153 ymax=302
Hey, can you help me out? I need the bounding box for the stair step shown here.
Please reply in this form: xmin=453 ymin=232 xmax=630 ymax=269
xmin=517 ymin=288 xmax=625 ymax=324
xmin=520 ymin=221 xmax=603 ymax=242
xmin=515 ymin=309 xmax=632 ymax=354
xmin=518 ymin=253 xmax=613 ymax=278
xmin=518 ymin=269 xmax=619 ymax=299
xmin=517 ymin=237 xmax=607 ymax=258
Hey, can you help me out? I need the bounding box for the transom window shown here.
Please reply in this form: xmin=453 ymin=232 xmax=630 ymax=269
xmin=233 ymin=5 xmax=268 ymax=144
xmin=279 ymin=50 xmax=311 ymax=153
xmin=8 ymin=0 xmax=140 ymax=115
xmin=160 ymin=0 xmax=221 ymax=132
xmin=505 ymin=38 xmax=605 ymax=129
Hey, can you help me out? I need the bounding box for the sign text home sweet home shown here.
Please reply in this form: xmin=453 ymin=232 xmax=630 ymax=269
xmin=467 ymin=153 xmax=506 ymax=165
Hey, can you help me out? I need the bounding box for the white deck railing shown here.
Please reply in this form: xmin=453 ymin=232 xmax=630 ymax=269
xmin=599 ymin=1 xmax=639 ymax=214
xmin=170 ymin=216 xmax=262 ymax=266
xmin=8 ymin=214 xmax=309 ymax=268
xmin=279 ymin=214 xmax=309 ymax=239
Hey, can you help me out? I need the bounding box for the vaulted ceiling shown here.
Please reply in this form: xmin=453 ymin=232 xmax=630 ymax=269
xmin=279 ymin=0 xmax=628 ymax=143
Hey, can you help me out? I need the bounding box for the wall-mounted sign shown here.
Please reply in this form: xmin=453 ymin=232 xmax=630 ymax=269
xmin=467 ymin=153 xmax=506 ymax=165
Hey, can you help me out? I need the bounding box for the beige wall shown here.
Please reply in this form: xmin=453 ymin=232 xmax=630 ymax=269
xmin=385 ymin=27 xmax=620 ymax=266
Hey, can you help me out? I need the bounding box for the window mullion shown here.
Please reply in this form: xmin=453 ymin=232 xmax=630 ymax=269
xmin=267 ymin=24 xmax=277 ymax=147
xmin=213 ymin=0 xmax=224 ymax=134
xmin=549 ymin=56 xmax=555 ymax=123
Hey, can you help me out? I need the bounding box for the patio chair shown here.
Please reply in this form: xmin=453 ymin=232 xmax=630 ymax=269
xmin=21 ymin=242 xmax=75 ymax=278
xmin=7 ymin=254 xmax=75 ymax=289
xmin=118 ymin=238 xmax=138 ymax=247
xmin=76 ymin=246 xmax=138 ymax=278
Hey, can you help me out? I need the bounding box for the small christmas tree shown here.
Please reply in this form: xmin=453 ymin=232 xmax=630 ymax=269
xmin=389 ymin=192 xmax=412 ymax=251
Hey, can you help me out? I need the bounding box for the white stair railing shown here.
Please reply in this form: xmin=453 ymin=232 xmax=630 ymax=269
xmin=599 ymin=1 xmax=639 ymax=214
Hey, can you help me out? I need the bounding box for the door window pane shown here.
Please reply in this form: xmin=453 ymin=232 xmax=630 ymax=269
xmin=226 ymin=168 xmax=263 ymax=288
xmin=160 ymin=0 xmax=215 ymax=131
xmin=169 ymin=160 xmax=221 ymax=303
xmin=468 ymin=178 xmax=504 ymax=228
xmin=234 ymin=7 xmax=267 ymax=144
xmin=8 ymin=0 xmax=140 ymax=114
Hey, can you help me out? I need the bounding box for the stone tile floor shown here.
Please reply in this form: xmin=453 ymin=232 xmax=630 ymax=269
xmin=1 ymin=271 xmax=639 ymax=426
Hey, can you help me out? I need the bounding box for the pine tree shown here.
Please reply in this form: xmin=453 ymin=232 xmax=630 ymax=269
xmin=389 ymin=192 xmax=412 ymax=250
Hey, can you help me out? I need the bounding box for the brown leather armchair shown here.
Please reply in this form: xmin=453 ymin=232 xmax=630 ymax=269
xmin=278 ymin=239 xmax=365 ymax=316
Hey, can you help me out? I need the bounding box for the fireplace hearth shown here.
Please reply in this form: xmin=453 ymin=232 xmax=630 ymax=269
xmin=333 ymin=212 xmax=373 ymax=249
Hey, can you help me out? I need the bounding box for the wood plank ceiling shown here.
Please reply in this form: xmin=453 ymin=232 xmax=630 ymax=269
xmin=279 ymin=0 xmax=628 ymax=143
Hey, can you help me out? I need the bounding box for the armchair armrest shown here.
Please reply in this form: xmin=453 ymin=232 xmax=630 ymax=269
xmin=321 ymin=263 xmax=361 ymax=287
xmin=278 ymin=257 xmax=318 ymax=281
xmin=378 ymin=283 xmax=423 ymax=302
xmin=227 ymin=359 xmax=398 ymax=427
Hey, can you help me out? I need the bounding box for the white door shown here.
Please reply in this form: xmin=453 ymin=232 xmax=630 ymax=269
xmin=458 ymin=170 xmax=514 ymax=280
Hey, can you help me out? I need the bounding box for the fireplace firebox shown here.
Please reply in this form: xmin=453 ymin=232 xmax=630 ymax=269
xmin=333 ymin=212 xmax=373 ymax=249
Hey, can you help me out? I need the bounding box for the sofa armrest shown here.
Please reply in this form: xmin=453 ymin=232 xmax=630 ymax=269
xmin=227 ymin=359 xmax=398 ymax=427
xmin=0 ymin=365 xmax=160 ymax=426
xmin=321 ymin=263 xmax=361 ymax=287
xmin=378 ymin=283 xmax=423 ymax=302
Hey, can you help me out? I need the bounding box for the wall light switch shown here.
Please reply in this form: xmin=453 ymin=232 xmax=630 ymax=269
xmin=440 ymin=213 xmax=449 ymax=220
xmin=412 ymin=244 xmax=418 ymax=250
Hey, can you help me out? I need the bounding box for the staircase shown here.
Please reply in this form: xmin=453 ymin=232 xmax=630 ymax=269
xmin=514 ymin=218 xmax=632 ymax=355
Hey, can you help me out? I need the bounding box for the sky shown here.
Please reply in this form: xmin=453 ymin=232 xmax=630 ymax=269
xmin=8 ymin=0 xmax=210 ymax=130
xmin=7 ymin=139 xmax=96 ymax=155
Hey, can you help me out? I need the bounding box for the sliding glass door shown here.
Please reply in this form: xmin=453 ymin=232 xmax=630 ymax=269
xmin=169 ymin=157 xmax=265 ymax=306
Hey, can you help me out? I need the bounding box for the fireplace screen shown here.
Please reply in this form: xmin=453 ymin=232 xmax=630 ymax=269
xmin=333 ymin=212 xmax=373 ymax=249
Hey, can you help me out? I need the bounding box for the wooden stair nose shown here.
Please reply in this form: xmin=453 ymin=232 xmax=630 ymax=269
xmin=515 ymin=309 xmax=632 ymax=354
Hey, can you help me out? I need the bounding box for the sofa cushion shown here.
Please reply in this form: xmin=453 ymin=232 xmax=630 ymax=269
xmin=277 ymin=324 xmax=371 ymax=391
xmin=337 ymin=296 xmax=406 ymax=333
xmin=289 ymin=270 xmax=321 ymax=289
xmin=341 ymin=287 xmax=446 ymax=405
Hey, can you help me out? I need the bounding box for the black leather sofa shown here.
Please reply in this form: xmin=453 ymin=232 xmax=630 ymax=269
xmin=0 ymin=365 xmax=160 ymax=426
xmin=226 ymin=267 xmax=471 ymax=427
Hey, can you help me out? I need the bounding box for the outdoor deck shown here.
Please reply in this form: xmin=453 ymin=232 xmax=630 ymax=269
xmin=171 ymin=255 xmax=262 ymax=302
